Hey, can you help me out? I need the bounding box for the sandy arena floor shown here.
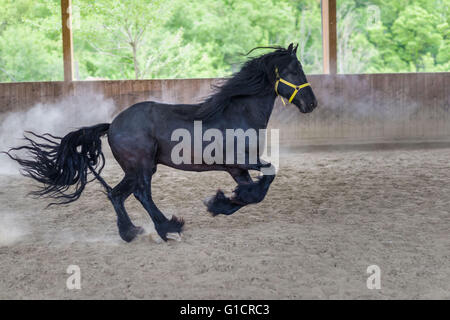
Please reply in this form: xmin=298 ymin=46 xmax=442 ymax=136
xmin=0 ymin=144 xmax=449 ymax=299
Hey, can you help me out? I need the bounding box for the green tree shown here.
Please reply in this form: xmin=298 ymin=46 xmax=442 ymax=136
xmin=0 ymin=0 xmax=62 ymax=82
xmin=339 ymin=0 xmax=450 ymax=73
xmin=0 ymin=0 xmax=448 ymax=82
xmin=74 ymin=0 xmax=217 ymax=79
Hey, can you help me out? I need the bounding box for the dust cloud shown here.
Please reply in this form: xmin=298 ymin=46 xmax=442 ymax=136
xmin=0 ymin=92 xmax=116 ymax=175
xmin=0 ymin=212 xmax=27 ymax=246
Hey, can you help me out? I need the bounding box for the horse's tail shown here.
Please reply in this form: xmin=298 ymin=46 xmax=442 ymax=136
xmin=4 ymin=123 xmax=111 ymax=205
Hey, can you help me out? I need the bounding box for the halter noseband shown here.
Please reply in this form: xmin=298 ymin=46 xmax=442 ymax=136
xmin=275 ymin=67 xmax=311 ymax=106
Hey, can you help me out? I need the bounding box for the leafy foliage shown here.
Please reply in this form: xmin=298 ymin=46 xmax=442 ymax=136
xmin=338 ymin=0 xmax=450 ymax=73
xmin=0 ymin=0 xmax=448 ymax=81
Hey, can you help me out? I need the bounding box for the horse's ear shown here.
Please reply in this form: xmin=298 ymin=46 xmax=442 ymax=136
xmin=287 ymin=43 xmax=294 ymax=53
xmin=293 ymin=44 xmax=298 ymax=55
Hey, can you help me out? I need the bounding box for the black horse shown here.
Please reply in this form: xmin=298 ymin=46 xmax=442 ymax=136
xmin=6 ymin=43 xmax=317 ymax=242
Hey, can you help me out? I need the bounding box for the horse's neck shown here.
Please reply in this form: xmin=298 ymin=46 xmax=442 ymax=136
xmin=230 ymin=93 xmax=277 ymax=129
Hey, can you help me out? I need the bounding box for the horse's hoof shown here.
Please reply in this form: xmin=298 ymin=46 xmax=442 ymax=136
xmin=120 ymin=225 xmax=144 ymax=242
xmin=166 ymin=232 xmax=182 ymax=242
xmin=155 ymin=216 xmax=185 ymax=241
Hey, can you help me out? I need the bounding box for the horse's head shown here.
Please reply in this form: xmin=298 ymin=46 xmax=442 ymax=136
xmin=274 ymin=43 xmax=317 ymax=113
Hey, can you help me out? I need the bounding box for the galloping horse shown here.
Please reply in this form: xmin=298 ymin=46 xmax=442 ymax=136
xmin=6 ymin=43 xmax=317 ymax=242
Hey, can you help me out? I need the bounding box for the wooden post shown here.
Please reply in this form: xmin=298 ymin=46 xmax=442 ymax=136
xmin=321 ymin=0 xmax=337 ymax=74
xmin=61 ymin=0 xmax=74 ymax=82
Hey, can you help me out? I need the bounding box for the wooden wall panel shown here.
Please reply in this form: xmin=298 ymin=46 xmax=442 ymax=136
xmin=0 ymin=73 xmax=449 ymax=143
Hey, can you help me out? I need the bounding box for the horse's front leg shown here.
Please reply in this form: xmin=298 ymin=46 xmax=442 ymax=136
xmin=231 ymin=173 xmax=275 ymax=205
xmin=204 ymin=167 xmax=276 ymax=216
xmin=203 ymin=168 xmax=249 ymax=216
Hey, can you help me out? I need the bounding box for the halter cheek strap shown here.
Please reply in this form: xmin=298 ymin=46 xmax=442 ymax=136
xmin=275 ymin=67 xmax=311 ymax=106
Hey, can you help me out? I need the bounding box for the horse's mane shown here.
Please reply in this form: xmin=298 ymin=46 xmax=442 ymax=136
xmin=176 ymin=45 xmax=296 ymax=120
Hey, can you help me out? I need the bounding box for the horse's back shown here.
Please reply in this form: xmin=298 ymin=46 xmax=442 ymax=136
xmin=108 ymin=100 xmax=198 ymax=149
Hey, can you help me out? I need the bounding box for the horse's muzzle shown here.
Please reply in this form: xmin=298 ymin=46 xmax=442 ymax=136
xmin=298 ymin=98 xmax=317 ymax=113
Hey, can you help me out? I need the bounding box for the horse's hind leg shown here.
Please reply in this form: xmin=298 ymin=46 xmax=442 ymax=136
xmin=134 ymin=171 xmax=184 ymax=241
xmin=108 ymin=173 xmax=144 ymax=242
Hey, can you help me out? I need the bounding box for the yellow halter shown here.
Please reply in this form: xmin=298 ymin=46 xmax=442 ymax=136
xmin=275 ymin=67 xmax=311 ymax=106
